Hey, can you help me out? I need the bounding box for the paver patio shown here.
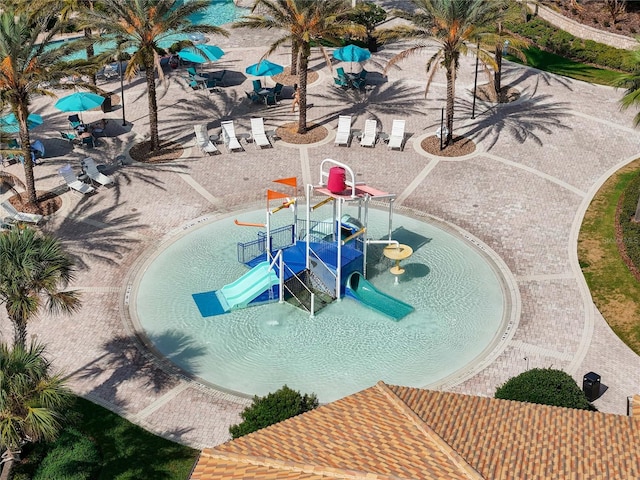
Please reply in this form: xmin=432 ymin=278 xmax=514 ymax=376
xmin=1 ymin=27 xmax=640 ymax=448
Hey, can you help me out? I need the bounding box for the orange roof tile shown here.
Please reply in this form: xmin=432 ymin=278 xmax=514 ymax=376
xmin=191 ymin=382 xmax=640 ymax=480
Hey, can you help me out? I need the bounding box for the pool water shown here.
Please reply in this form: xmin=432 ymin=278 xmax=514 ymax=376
xmin=134 ymin=209 xmax=508 ymax=403
xmin=46 ymin=0 xmax=247 ymax=61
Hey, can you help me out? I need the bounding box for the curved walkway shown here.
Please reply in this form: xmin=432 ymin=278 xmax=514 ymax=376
xmin=2 ymin=29 xmax=640 ymax=448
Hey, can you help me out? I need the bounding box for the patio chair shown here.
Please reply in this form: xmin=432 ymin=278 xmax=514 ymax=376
xmin=265 ymin=93 xmax=277 ymax=107
xmin=388 ymin=119 xmax=406 ymax=150
xmin=245 ymin=91 xmax=261 ymax=103
xmin=81 ymin=157 xmax=114 ymax=186
xmin=250 ymin=118 xmax=272 ymax=149
xmin=334 ymin=76 xmax=348 ymax=88
xmin=81 ymin=135 xmax=95 ymax=148
xmin=193 ymin=124 xmax=219 ymax=155
xmin=68 ymin=114 xmax=82 ymax=129
xmin=334 ymin=115 xmax=352 ymax=146
xmin=273 ymin=83 xmax=284 ymax=100
xmin=220 ymin=120 xmax=243 ymax=152
xmin=360 ymin=119 xmax=377 ymax=147
xmin=252 ymin=79 xmax=262 ymax=93
xmin=1 ymin=201 xmax=43 ymax=225
xmin=60 ymin=131 xmax=80 ymax=146
xmin=336 ymin=67 xmax=347 ymax=79
xmin=58 ymin=164 xmax=95 ymax=196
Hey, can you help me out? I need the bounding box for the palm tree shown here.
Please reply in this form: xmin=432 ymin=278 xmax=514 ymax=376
xmin=234 ymin=0 xmax=362 ymax=134
xmin=0 ymin=341 xmax=72 ymax=480
xmin=0 ymin=227 xmax=80 ymax=348
xmin=380 ymin=0 xmax=507 ymax=145
xmin=0 ymin=10 xmax=83 ymax=205
xmin=80 ymin=0 xmax=228 ymax=151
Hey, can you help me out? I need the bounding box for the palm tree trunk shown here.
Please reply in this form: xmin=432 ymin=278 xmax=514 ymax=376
xmin=494 ymin=45 xmax=503 ymax=99
xmin=9 ymin=307 xmax=27 ymax=349
xmin=85 ymin=28 xmax=96 ymax=86
xmin=445 ymin=66 xmax=455 ymax=145
xmin=0 ymin=454 xmax=15 ymax=480
xmin=291 ymin=40 xmax=299 ymax=76
xmin=297 ymin=43 xmax=310 ymax=135
xmin=16 ymin=106 xmax=37 ymax=205
xmin=145 ymin=61 xmax=160 ymax=150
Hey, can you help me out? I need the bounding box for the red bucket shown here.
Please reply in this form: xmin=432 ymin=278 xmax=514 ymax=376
xmin=327 ymin=167 xmax=346 ymax=193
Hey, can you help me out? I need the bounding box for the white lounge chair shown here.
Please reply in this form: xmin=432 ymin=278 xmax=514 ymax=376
xmin=1 ymin=201 xmax=43 ymax=225
xmin=58 ymin=164 xmax=95 ymax=196
xmin=360 ymin=119 xmax=377 ymax=148
xmin=334 ymin=115 xmax=352 ymax=146
xmin=388 ymin=119 xmax=406 ymax=150
xmin=81 ymin=157 xmax=114 ymax=186
xmin=194 ymin=124 xmax=219 ymax=155
xmin=220 ymin=120 xmax=243 ymax=152
xmin=250 ymin=118 xmax=272 ymax=149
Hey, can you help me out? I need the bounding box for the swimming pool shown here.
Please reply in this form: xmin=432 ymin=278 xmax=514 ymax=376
xmin=46 ymin=0 xmax=247 ymax=61
xmin=132 ymin=208 xmax=514 ymax=403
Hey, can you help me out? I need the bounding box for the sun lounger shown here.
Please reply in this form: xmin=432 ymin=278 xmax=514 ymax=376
xmin=250 ymin=118 xmax=272 ymax=149
xmin=388 ymin=119 xmax=406 ymax=150
xmin=194 ymin=124 xmax=219 ymax=155
xmin=334 ymin=115 xmax=352 ymax=146
xmin=58 ymin=164 xmax=95 ymax=195
xmin=1 ymin=201 xmax=43 ymax=225
xmin=81 ymin=157 xmax=114 ymax=186
xmin=221 ymin=121 xmax=243 ymax=152
xmin=360 ymin=119 xmax=377 ymax=147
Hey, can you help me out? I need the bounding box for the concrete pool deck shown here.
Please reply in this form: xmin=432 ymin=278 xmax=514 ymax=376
xmin=2 ymin=27 xmax=640 ymax=448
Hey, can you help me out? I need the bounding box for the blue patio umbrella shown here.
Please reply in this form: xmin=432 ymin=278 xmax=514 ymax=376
xmin=178 ymin=44 xmax=225 ymax=64
xmin=333 ymin=44 xmax=371 ymax=72
xmin=54 ymin=92 xmax=105 ymax=112
xmin=245 ymin=59 xmax=284 ymax=77
xmin=0 ymin=113 xmax=43 ymax=134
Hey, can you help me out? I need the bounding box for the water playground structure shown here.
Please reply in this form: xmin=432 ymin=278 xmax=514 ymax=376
xmin=192 ymin=159 xmax=415 ymax=320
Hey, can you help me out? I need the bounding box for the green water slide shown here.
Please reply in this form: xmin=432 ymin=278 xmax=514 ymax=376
xmin=345 ymin=272 xmax=414 ymax=321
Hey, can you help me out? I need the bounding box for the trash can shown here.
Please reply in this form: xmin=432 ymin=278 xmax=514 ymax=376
xmin=101 ymin=93 xmax=112 ymax=113
xmin=583 ymin=372 xmax=601 ymax=401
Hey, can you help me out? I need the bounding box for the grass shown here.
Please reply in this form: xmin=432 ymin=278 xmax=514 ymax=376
xmin=15 ymin=397 xmax=199 ymax=480
xmin=578 ymin=159 xmax=640 ymax=354
xmin=508 ymin=47 xmax=623 ymax=86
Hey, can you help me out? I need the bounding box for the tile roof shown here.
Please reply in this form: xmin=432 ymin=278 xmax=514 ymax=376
xmin=191 ymin=382 xmax=640 ymax=480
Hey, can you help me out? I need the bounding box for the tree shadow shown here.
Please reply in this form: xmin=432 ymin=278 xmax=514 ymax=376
xmin=74 ymin=330 xmax=207 ymax=410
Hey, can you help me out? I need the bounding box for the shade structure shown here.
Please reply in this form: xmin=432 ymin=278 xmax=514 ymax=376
xmin=0 ymin=113 xmax=43 ymax=134
xmin=54 ymin=92 xmax=105 ymax=112
xmin=333 ymin=44 xmax=371 ymax=63
xmin=245 ymin=59 xmax=284 ymax=77
xmin=178 ymin=44 xmax=225 ymax=64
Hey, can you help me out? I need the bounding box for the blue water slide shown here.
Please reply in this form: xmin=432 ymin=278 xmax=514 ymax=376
xmin=345 ymin=272 xmax=414 ymax=321
xmin=219 ymin=261 xmax=279 ymax=310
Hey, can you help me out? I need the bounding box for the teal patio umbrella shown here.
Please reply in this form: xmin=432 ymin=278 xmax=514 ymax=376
xmin=178 ymin=44 xmax=225 ymax=64
xmin=333 ymin=45 xmax=371 ymax=72
xmin=245 ymin=59 xmax=284 ymax=77
xmin=0 ymin=113 xmax=43 ymax=134
xmin=55 ymin=92 xmax=105 ymax=112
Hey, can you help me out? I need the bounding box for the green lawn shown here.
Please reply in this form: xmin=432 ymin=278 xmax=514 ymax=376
xmin=508 ymin=47 xmax=623 ymax=86
xmin=578 ymin=159 xmax=640 ymax=354
xmin=15 ymin=397 xmax=199 ymax=480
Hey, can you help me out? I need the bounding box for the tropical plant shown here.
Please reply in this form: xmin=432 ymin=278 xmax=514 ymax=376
xmin=346 ymin=1 xmax=387 ymax=52
xmin=477 ymin=3 xmax=529 ymax=101
xmin=80 ymin=0 xmax=228 ymax=151
xmin=380 ymin=0 xmax=507 ymax=144
xmin=617 ymin=49 xmax=640 ymax=127
xmin=0 ymin=341 xmax=73 ymax=480
xmin=0 ymin=227 xmax=80 ymax=348
xmin=0 ymin=10 xmax=84 ymax=206
xmin=495 ymin=368 xmax=594 ymax=410
xmin=234 ymin=0 xmax=363 ymax=134
xmin=229 ymin=385 xmax=319 ymax=438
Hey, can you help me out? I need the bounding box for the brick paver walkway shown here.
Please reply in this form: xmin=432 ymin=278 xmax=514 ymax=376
xmin=2 ymin=27 xmax=640 ymax=448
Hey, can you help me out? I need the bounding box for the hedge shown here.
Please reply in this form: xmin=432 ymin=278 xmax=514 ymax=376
xmin=505 ymin=17 xmax=638 ymax=72
xmin=495 ymin=368 xmax=594 ymax=410
xmin=619 ymin=172 xmax=640 ymax=270
xmin=33 ymin=427 xmax=101 ymax=480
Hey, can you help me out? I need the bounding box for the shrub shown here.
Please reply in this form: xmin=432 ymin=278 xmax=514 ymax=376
xmin=619 ymin=172 xmax=640 ymax=270
xmin=495 ymin=368 xmax=594 ymax=410
xmin=33 ymin=428 xmax=101 ymax=480
xmin=229 ymin=385 xmax=319 ymax=439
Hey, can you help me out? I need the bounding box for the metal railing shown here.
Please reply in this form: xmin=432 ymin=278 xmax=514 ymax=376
xmin=237 ymin=224 xmax=295 ymax=264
